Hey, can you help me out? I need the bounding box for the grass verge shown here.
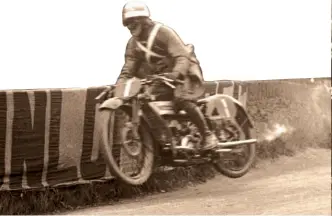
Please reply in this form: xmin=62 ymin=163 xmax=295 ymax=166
xmin=0 ymin=165 xmax=216 ymax=215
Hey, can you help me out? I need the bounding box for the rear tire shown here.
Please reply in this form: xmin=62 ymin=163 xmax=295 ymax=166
xmin=213 ymin=121 xmax=256 ymax=178
xmin=98 ymin=108 xmax=155 ymax=186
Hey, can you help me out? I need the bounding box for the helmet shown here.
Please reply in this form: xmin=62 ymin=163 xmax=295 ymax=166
xmin=122 ymin=1 xmax=150 ymax=26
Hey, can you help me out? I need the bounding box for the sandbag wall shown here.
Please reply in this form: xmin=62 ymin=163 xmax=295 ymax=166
xmin=0 ymin=80 xmax=245 ymax=191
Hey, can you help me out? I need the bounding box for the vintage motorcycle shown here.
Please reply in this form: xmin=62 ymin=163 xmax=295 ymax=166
xmin=95 ymin=74 xmax=257 ymax=186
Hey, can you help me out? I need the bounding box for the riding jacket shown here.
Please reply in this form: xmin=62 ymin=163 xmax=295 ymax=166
xmin=116 ymin=22 xmax=205 ymax=100
xmin=117 ymin=22 xmax=203 ymax=81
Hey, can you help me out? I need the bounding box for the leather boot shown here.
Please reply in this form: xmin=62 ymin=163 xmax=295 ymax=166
xmin=203 ymin=129 xmax=218 ymax=150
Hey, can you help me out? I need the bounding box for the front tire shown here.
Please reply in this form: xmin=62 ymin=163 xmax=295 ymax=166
xmin=98 ymin=108 xmax=155 ymax=186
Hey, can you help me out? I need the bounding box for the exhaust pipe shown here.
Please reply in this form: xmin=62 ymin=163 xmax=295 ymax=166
xmin=217 ymin=139 xmax=257 ymax=148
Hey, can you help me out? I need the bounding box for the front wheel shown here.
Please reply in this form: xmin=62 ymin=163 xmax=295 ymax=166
xmin=98 ymin=108 xmax=155 ymax=186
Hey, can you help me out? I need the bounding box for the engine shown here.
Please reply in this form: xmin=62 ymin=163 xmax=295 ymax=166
xmin=163 ymin=117 xmax=241 ymax=152
xmin=165 ymin=118 xmax=202 ymax=151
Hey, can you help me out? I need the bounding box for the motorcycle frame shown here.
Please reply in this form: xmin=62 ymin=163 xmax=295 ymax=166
xmin=97 ymin=79 xmax=257 ymax=166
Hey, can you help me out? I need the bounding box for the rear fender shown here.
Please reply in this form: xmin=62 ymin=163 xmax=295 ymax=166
xmin=199 ymin=94 xmax=256 ymax=137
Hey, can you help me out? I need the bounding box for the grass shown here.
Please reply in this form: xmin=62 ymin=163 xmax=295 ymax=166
xmin=0 ymin=79 xmax=330 ymax=214
xmin=0 ymin=165 xmax=216 ymax=215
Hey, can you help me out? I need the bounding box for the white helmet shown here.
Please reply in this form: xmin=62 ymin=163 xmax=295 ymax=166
xmin=122 ymin=1 xmax=150 ymax=26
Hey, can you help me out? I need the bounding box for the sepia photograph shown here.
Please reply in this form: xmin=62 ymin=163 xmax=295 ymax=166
xmin=0 ymin=0 xmax=330 ymax=214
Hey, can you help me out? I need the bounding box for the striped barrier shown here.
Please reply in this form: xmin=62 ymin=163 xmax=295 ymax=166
xmin=0 ymin=80 xmax=247 ymax=191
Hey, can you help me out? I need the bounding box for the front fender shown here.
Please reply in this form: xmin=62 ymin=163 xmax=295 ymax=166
xmin=99 ymin=97 xmax=124 ymax=110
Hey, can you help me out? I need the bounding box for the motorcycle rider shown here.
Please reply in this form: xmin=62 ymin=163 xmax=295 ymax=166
xmin=116 ymin=1 xmax=218 ymax=150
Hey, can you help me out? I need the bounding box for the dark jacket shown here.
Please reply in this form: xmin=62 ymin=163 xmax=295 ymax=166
xmin=116 ymin=22 xmax=205 ymax=100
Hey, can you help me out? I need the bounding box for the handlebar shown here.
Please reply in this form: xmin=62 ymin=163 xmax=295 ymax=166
xmin=141 ymin=75 xmax=184 ymax=88
xmin=95 ymin=85 xmax=113 ymax=100
xmin=95 ymin=75 xmax=184 ymax=101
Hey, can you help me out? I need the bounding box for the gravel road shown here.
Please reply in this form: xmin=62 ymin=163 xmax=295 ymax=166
xmin=66 ymin=148 xmax=331 ymax=215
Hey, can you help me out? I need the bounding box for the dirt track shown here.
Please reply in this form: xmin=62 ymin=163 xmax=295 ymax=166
xmin=66 ymin=148 xmax=331 ymax=215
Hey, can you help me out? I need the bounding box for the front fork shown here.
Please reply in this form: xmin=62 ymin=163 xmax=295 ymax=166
xmin=131 ymin=98 xmax=141 ymax=142
xmin=119 ymin=98 xmax=143 ymax=157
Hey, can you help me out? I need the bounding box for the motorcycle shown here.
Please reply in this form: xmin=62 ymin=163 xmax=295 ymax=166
xmin=95 ymin=74 xmax=257 ymax=186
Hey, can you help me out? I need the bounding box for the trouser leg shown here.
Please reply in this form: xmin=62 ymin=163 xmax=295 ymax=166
xmin=174 ymin=98 xmax=218 ymax=150
xmin=145 ymin=83 xmax=174 ymax=144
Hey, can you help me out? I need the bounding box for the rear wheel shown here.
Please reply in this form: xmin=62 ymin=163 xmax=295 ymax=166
xmin=212 ymin=119 xmax=256 ymax=178
xmin=98 ymin=108 xmax=155 ymax=185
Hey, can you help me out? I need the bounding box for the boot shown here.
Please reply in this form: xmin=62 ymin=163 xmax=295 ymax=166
xmin=175 ymin=99 xmax=218 ymax=151
xmin=202 ymin=130 xmax=218 ymax=150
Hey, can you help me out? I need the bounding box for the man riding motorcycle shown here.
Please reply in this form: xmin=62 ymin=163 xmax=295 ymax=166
xmin=116 ymin=1 xmax=218 ymax=150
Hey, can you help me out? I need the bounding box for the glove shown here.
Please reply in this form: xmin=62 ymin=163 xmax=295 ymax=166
xmin=162 ymin=72 xmax=180 ymax=80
